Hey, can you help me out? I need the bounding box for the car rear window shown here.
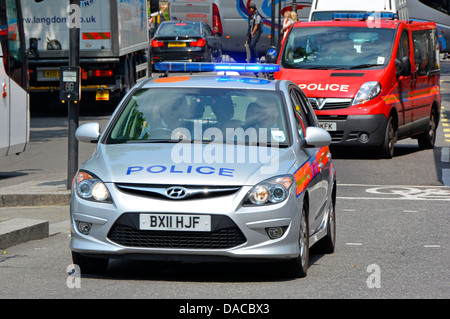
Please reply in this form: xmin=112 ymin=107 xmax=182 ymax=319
xmin=157 ymin=22 xmax=201 ymax=35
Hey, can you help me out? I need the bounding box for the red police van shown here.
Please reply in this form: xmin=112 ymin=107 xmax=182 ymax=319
xmin=273 ymin=13 xmax=441 ymax=158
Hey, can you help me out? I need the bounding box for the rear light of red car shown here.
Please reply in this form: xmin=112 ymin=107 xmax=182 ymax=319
xmin=151 ymin=39 xmax=164 ymax=47
xmin=190 ymin=38 xmax=206 ymax=47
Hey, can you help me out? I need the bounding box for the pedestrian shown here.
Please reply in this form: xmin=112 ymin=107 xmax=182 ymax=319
xmin=291 ymin=11 xmax=298 ymax=23
xmin=149 ymin=4 xmax=168 ymax=39
xmin=282 ymin=11 xmax=293 ymax=41
xmin=247 ymin=2 xmax=263 ymax=63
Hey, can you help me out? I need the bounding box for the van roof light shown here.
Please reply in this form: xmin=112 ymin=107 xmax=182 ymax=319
xmin=332 ymin=12 xmax=397 ymax=21
xmin=155 ymin=62 xmax=280 ymax=73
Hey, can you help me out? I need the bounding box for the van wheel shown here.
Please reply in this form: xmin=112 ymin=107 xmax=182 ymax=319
xmin=283 ymin=204 xmax=309 ymax=278
xmin=379 ymin=116 xmax=396 ymax=159
xmin=418 ymin=108 xmax=437 ymax=150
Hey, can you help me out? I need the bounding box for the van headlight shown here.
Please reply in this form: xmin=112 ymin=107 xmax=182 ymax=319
xmin=245 ymin=175 xmax=294 ymax=206
xmin=352 ymin=81 xmax=381 ymax=105
xmin=74 ymin=170 xmax=112 ymax=203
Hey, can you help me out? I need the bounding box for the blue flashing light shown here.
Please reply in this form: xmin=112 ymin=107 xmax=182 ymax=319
xmin=155 ymin=62 xmax=280 ymax=73
xmin=333 ymin=12 xmax=397 ymax=21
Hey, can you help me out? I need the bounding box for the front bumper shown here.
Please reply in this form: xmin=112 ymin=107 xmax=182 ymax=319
xmin=317 ymin=114 xmax=388 ymax=146
xmin=70 ymin=184 xmax=302 ymax=262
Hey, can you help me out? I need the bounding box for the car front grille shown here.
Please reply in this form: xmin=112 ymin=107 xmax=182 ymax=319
xmin=107 ymin=213 xmax=247 ymax=249
xmin=115 ymin=183 xmax=241 ymax=201
xmin=309 ymin=98 xmax=352 ymax=110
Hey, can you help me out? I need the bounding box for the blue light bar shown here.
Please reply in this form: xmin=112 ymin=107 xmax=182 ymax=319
xmin=332 ymin=13 xmax=365 ymax=20
xmin=333 ymin=12 xmax=398 ymax=21
xmin=364 ymin=12 xmax=398 ymax=20
xmin=155 ymin=62 xmax=280 ymax=73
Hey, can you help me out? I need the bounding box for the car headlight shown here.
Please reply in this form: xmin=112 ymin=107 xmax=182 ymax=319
xmin=245 ymin=175 xmax=294 ymax=206
xmin=352 ymin=81 xmax=381 ymax=105
xmin=74 ymin=171 xmax=111 ymax=203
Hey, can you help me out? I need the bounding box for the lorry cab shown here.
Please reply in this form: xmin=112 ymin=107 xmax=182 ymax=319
xmin=274 ymin=14 xmax=441 ymax=158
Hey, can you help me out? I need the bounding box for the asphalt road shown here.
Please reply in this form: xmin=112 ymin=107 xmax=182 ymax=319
xmin=0 ymin=62 xmax=448 ymax=301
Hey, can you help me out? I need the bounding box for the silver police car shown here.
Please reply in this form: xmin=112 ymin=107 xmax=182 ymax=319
xmin=70 ymin=62 xmax=336 ymax=278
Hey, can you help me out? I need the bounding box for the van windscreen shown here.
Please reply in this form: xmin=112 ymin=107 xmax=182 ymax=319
xmin=281 ymin=26 xmax=395 ymax=70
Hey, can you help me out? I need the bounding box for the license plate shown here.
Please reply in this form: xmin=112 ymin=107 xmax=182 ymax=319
xmin=44 ymin=70 xmax=60 ymax=78
xmin=96 ymin=90 xmax=110 ymax=101
xmin=168 ymin=42 xmax=186 ymax=47
xmin=139 ymin=214 xmax=211 ymax=232
xmin=320 ymin=122 xmax=337 ymax=131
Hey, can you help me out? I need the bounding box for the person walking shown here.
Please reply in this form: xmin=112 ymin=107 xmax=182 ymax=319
xmin=247 ymin=3 xmax=263 ymax=63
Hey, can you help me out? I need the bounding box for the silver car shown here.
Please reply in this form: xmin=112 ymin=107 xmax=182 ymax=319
xmin=70 ymin=64 xmax=337 ymax=278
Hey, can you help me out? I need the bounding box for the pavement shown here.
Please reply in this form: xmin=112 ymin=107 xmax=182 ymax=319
xmin=0 ymin=180 xmax=72 ymax=249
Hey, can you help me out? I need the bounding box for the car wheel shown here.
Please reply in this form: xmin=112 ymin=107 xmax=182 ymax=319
xmin=379 ymin=116 xmax=396 ymax=159
xmin=418 ymin=108 xmax=437 ymax=150
xmin=71 ymin=251 xmax=108 ymax=274
xmin=314 ymin=194 xmax=336 ymax=254
xmin=284 ymin=204 xmax=309 ymax=278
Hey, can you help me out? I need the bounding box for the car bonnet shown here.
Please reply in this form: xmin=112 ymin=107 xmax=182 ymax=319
xmin=82 ymin=143 xmax=296 ymax=187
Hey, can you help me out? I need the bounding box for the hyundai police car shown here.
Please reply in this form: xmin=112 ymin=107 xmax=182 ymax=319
xmin=70 ymin=62 xmax=336 ymax=278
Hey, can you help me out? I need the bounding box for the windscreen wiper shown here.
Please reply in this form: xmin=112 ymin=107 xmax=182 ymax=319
xmin=348 ymin=63 xmax=380 ymax=69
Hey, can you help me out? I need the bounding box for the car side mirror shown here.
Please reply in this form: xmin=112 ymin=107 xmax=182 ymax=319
xmin=303 ymin=126 xmax=331 ymax=148
xmin=75 ymin=122 xmax=101 ymax=143
xmin=265 ymin=46 xmax=278 ymax=64
xmin=395 ymin=56 xmax=411 ymax=77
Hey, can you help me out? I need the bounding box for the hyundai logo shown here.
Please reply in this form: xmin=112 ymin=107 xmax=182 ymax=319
xmin=165 ymin=186 xmax=188 ymax=199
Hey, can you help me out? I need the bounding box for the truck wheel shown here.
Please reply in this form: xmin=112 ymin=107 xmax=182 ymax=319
xmin=122 ymin=56 xmax=131 ymax=94
xmin=418 ymin=108 xmax=437 ymax=150
xmin=379 ymin=116 xmax=396 ymax=159
xmin=128 ymin=55 xmax=136 ymax=87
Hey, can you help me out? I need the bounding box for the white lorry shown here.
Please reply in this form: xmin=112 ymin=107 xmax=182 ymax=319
xmin=309 ymin=0 xmax=409 ymax=21
xmin=21 ymin=0 xmax=149 ymax=101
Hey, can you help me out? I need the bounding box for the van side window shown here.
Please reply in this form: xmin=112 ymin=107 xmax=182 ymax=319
xmin=396 ymin=30 xmax=410 ymax=73
xmin=412 ymin=29 xmax=439 ymax=76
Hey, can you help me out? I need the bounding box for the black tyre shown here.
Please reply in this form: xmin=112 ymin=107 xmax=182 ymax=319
xmin=71 ymin=251 xmax=108 ymax=275
xmin=379 ymin=116 xmax=396 ymax=159
xmin=284 ymin=204 xmax=309 ymax=278
xmin=314 ymin=194 xmax=336 ymax=254
xmin=418 ymin=108 xmax=437 ymax=150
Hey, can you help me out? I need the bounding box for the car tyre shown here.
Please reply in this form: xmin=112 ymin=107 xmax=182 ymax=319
xmin=314 ymin=195 xmax=336 ymax=254
xmin=418 ymin=108 xmax=437 ymax=150
xmin=284 ymin=204 xmax=309 ymax=278
xmin=71 ymin=251 xmax=109 ymax=274
xmin=378 ymin=116 xmax=396 ymax=159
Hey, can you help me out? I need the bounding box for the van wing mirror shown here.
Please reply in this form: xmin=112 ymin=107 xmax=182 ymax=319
xmin=395 ymin=56 xmax=411 ymax=77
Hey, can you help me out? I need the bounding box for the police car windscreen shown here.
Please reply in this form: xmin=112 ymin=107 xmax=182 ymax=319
xmin=281 ymin=27 xmax=395 ymax=70
xmin=106 ymin=88 xmax=290 ymax=146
